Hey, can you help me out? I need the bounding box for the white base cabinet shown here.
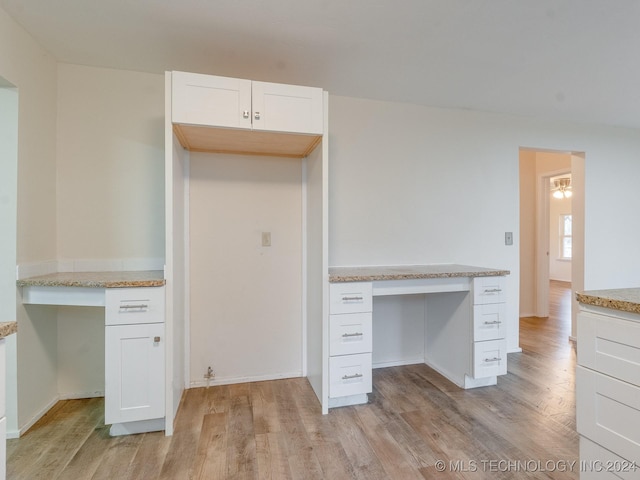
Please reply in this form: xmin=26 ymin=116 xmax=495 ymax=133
xmin=325 ymin=275 xmax=508 ymax=411
xmin=105 ymin=323 xmax=165 ymax=425
xmin=328 ymin=283 xmax=373 ymax=405
xmin=105 ymin=287 xmax=165 ymax=435
xmin=577 ymin=308 xmax=640 ymax=477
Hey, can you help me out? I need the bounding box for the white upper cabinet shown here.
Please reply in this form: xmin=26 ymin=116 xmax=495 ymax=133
xmin=252 ymin=81 xmax=323 ymax=134
xmin=172 ymin=72 xmax=252 ymax=129
xmin=172 ymin=72 xmax=323 ymax=135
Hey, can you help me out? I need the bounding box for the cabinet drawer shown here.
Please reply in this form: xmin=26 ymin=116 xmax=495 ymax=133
xmin=473 ymin=276 xmax=506 ymax=305
xmin=329 ymin=282 xmax=372 ymax=315
xmin=577 ymin=366 xmax=640 ymax=465
xmin=580 ymin=437 xmax=637 ymax=480
xmin=473 ymin=339 xmax=507 ymax=378
xmin=473 ymin=303 xmax=506 ymax=341
xmin=578 ymin=311 xmax=640 ymax=387
xmin=329 ymin=353 xmax=372 ymax=398
xmin=330 ymin=313 xmax=372 ymax=356
xmin=105 ymin=287 xmax=165 ymax=325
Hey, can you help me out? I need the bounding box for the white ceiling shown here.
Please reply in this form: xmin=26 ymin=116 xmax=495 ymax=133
xmin=3 ymin=0 xmax=640 ymax=128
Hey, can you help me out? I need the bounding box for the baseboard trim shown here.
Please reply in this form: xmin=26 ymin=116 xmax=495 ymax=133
xmin=189 ymin=371 xmax=303 ymax=389
xmin=372 ymin=358 xmax=424 ymax=369
xmin=14 ymin=396 xmax=59 ymax=438
xmin=59 ymin=391 xmax=104 ymax=400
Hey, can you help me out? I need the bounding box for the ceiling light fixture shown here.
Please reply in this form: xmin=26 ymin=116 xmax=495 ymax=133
xmin=552 ymin=177 xmax=572 ymax=199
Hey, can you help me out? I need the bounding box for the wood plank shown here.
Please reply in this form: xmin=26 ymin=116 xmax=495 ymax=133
xmin=7 ymin=398 xmax=104 ymax=480
xmin=225 ymin=383 xmax=258 ymax=478
xmin=173 ymin=124 xmax=321 ymax=158
xmin=193 ymin=412 xmax=228 ymax=480
xmin=272 ymin=379 xmax=324 ymax=480
xmin=89 ymin=432 xmax=144 ymax=480
xmin=123 ymin=431 xmax=172 ymax=480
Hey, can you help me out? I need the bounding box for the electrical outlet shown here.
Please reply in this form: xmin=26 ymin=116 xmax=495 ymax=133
xmin=505 ymin=232 xmax=513 ymax=246
xmin=261 ymin=232 xmax=271 ymax=247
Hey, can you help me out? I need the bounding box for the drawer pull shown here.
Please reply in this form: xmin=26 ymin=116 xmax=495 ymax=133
xmin=342 ymin=332 xmax=364 ymax=338
xmin=341 ymin=296 xmax=364 ymax=302
xmin=342 ymin=373 xmax=363 ymax=380
xmin=483 ymin=288 xmax=502 ymax=294
xmin=484 ymin=357 xmax=502 ymax=363
xmin=154 ymin=336 xmax=161 ymax=343
xmin=483 ymin=320 xmax=502 ymax=325
xmin=119 ymin=304 xmax=149 ymax=310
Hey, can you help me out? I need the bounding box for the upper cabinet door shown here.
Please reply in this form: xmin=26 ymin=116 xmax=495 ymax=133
xmin=252 ymin=81 xmax=323 ymax=135
xmin=172 ymin=72 xmax=252 ymax=129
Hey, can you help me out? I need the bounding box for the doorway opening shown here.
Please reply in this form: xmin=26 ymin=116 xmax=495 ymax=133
xmin=519 ymin=148 xmax=584 ymax=341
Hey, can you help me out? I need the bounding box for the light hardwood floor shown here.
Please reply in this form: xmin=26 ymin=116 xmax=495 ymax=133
xmin=7 ymin=281 xmax=578 ymax=479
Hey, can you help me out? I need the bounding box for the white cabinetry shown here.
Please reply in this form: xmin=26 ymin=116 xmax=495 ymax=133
xmin=105 ymin=287 xmax=165 ymax=434
xmin=324 ymin=273 xmax=508 ymax=411
xmin=172 ymin=72 xmax=252 ymax=129
xmin=172 ymin=71 xmax=323 ymax=134
xmin=471 ymin=276 xmax=507 ymax=380
xmin=171 ymin=71 xmax=324 ymax=157
xmin=166 ymin=70 xmax=328 ymax=422
xmin=328 ymin=283 xmax=373 ymax=407
xmin=577 ymin=309 xmax=640 ymax=478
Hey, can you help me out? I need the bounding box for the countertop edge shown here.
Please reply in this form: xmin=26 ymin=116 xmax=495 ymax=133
xmin=17 ymin=270 xmax=166 ymax=289
xmin=329 ymin=267 xmax=510 ymax=283
xmin=17 ymin=279 xmax=166 ymax=288
xmin=576 ymin=292 xmax=640 ymax=315
xmin=0 ymin=321 xmax=17 ymax=339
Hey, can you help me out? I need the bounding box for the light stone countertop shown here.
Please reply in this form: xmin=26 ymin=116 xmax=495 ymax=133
xmin=329 ymin=264 xmax=510 ymax=283
xmin=0 ymin=321 xmax=17 ymax=339
xmin=576 ymin=288 xmax=640 ymax=315
xmin=16 ymin=270 xmax=165 ymax=288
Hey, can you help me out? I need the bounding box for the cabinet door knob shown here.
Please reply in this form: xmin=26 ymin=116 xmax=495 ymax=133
xmin=243 ymin=110 xmax=250 ymax=119
xmin=154 ymin=336 xmax=161 ymax=343
xmin=254 ymin=111 xmax=261 ymax=120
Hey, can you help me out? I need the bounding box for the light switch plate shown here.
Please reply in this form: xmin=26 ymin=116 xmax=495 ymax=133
xmin=505 ymin=232 xmax=513 ymax=246
xmin=261 ymin=232 xmax=271 ymax=247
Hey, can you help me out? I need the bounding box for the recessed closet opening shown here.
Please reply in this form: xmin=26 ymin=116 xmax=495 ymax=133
xmin=188 ymin=153 xmax=304 ymax=386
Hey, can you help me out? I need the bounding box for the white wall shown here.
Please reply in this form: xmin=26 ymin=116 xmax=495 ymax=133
xmin=0 ymin=6 xmax=59 ymax=435
xmin=52 ymin=65 xmax=166 ymax=408
xmin=329 ymin=95 xmax=640 ymax=355
xmin=188 ymin=153 xmax=303 ymax=385
xmin=56 ymin=307 xmax=104 ymax=398
xmin=329 ymin=96 xmax=521 ymax=352
xmin=0 ymin=78 xmax=19 ymax=436
xmin=56 ymin=64 xmax=165 ymax=264
xmin=0 ymin=83 xmax=17 ymax=323
xmin=1 ymin=18 xmax=167 ymax=433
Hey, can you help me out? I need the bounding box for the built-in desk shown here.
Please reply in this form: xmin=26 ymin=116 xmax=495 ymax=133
xmin=17 ymin=270 xmax=165 ymax=306
xmin=323 ymin=264 xmax=510 ymax=412
xmin=17 ymin=271 xmax=167 ymax=436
